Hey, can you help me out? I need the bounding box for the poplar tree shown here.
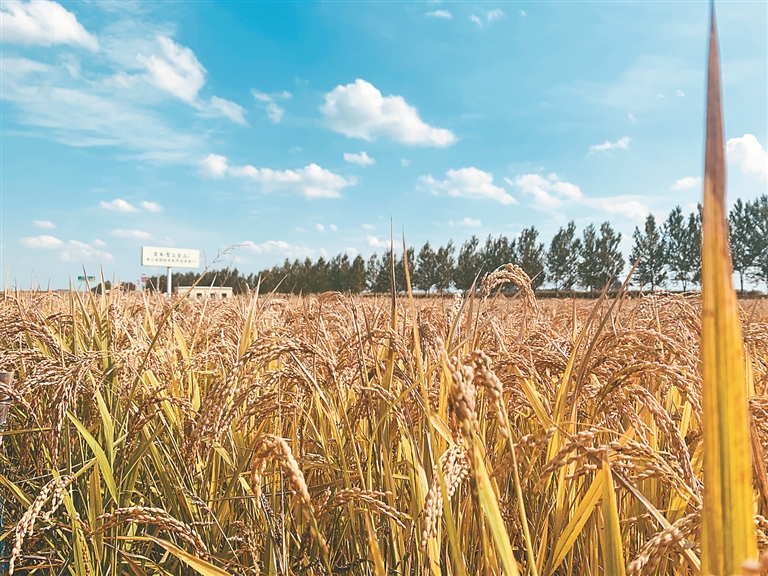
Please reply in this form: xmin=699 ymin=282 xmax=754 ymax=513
xmin=434 ymin=241 xmax=456 ymax=295
xmin=517 ymin=226 xmax=546 ymax=289
xmin=547 ymin=221 xmax=581 ymax=293
xmin=630 ymin=213 xmax=667 ymax=290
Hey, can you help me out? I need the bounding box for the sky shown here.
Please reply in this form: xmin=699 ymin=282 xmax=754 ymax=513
xmin=1 ymin=0 xmax=767 ymax=290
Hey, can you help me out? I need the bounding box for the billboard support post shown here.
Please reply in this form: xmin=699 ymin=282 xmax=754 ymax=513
xmin=167 ymin=267 xmax=172 ymax=296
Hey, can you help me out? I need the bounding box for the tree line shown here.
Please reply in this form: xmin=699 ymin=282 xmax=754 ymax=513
xmin=144 ymin=194 xmax=767 ymax=295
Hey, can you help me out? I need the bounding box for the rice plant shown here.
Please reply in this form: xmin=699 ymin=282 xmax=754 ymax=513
xmin=2 ymin=6 xmax=767 ymax=576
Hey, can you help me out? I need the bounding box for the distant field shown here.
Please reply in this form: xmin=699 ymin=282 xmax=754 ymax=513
xmin=1 ymin=286 xmax=767 ymax=574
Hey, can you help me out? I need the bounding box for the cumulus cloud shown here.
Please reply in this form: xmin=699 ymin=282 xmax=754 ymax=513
xmin=471 ymin=9 xmax=504 ymax=27
xmin=241 ymin=240 xmax=313 ymax=259
xmin=343 ymin=151 xmax=376 ymax=166
xmin=60 ymin=240 xmax=113 ymax=263
xmin=33 ymin=220 xmax=56 ymax=229
xmin=0 ymin=0 xmax=99 ymax=50
xmin=508 ymin=173 xmax=582 ymax=208
xmin=460 ymin=217 xmax=481 ymax=227
xmin=136 ymin=36 xmax=245 ymax=125
xmin=138 ymin=36 xmax=205 ymax=102
xmin=727 ymin=134 xmax=767 ymax=180
xmin=330 ymin=224 xmax=338 ymax=231
xmin=199 ymin=154 xmax=229 ymax=178
xmin=140 ymin=200 xmax=163 ymax=212
xmin=230 ymin=163 xmax=353 ymax=198
xmin=592 ymin=198 xmax=648 ymax=221
xmin=316 ymin=224 xmax=326 ymax=232
xmin=420 ymin=167 xmax=515 ymax=204
xmin=100 ymin=198 xmax=139 ymax=213
xmin=202 ymin=96 xmax=247 ymax=125
xmin=671 ymin=176 xmax=701 ymax=190
xmin=252 ymin=90 xmax=291 ymax=123
xmin=320 ymin=79 xmax=456 ymax=147
xmin=588 ymin=136 xmax=630 ymax=155
xmin=426 ymin=10 xmax=452 ymax=19
xmin=111 ymin=229 xmax=152 ymax=239
xmin=21 ymin=235 xmax=62 ymax=249
xmin=202 ymin=154 xmax=354 ymax=198
xmin=367 ymin=235 xmax=390 ymax=248
xmin=486 ymin=9 xmax=504 ymax=22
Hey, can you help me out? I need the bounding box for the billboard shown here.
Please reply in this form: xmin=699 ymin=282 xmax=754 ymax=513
xmin=141 ymin=246 xmax=200 ymax=268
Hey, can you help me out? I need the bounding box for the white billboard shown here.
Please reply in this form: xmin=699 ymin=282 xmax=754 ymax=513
xmin=141 ymin=246 xmax=200 ymax=268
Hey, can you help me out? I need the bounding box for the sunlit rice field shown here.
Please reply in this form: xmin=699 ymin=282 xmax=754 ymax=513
xmin=1 ymin=282 xmax=767 ymax=575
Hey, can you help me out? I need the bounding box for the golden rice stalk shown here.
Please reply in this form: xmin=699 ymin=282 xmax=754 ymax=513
xmin=700 ymin=6 xmax=757 ymax=574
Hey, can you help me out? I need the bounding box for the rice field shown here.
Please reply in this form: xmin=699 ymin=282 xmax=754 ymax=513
xmin=0 ymin=282 xmax=766 ymax=575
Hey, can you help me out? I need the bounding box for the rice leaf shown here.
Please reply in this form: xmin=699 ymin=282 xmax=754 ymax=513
xmin=700 ymin=6 xmax=758 ymax=574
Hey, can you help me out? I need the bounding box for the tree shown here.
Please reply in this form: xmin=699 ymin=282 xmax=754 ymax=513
xmin=414 ymin=242 xmax=438 ymax=293
xmin=749 ymin=195 xmax=768 ymax=288
xmin=630 ymin=213 xmax=667 ymax=290
xmin=578 ymin=222 xmax=624 ymax=292
xmin=729 ymin=199 xmax=756 ymax=293
xmin=687 ymin=206 xmax=703 ymax=288
xmin=664 ymin=207 xmax=695 ymax=290
xmin=434 ymin=241 xmax=455 ymax=295
xmin=516 ymin=226 xmax=546 ymax=290
xmin=479 ymin=234 xmax=516 ymax=276
xmin=454 ymin=236 xmax=482 ymax=291
xmin=596 ymin=222 xmax=625 ymax=290
xmin=578 ymin=225 xmax=601 ymax=292
xmin=547 ymin=221 xmax=581 ymax=294
xmin=366 ymin=253 xmax=388 ymax=293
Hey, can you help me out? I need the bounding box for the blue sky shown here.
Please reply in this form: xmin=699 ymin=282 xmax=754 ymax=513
xmin=1 ymin=0 xmax=766 ymax=289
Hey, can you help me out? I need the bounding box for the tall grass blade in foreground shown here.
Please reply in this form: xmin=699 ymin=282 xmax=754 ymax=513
xmin=700 ymin=5 xmax=757 ymax=574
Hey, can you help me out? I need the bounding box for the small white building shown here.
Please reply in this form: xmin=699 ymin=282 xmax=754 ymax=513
xmin=176 ymin=286 xmax=234 ymax=300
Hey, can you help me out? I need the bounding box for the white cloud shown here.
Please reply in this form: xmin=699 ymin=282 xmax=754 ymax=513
xmin=202 ymin=96 xmax=247 ymax=125
xmin=486 ymin=9 xmax=504 ymax=22
xmin=231 ymin=164 xmax=352 ymax=198
xmin=671 ymin=176 xmax=701 ymax=190
xmin=92 ymin=239 xmax=106 ymax=247
xmin=320 ymin=79 xmax=456 ymax=147
xmin=519 ymin=10 xmax=527 ymax=17
xmin=21 ymin=234 xmax=62 ymax=249
xmin=0 ymin=0 xmax=99 ymax=50
xmin=367 ymin=235 xmax=390 ymax=248
xmin=345 ymin=247 xmax=358 ymax=256
xmin=137 ymin=36 xmax=205 ymax=102
xmin=628 ymin=113 xmax=637 ymax=124
xmin=241 ymin=240 xmax=312 ymax=258
xmin=33 ymin=220 xmax=56 ymax=229
xmin=330 ymin=224 xmax=338 ymax=231
xmin=111 ymin=229 xmax=152 ymax=239
xmin=676 ymin=90 xmax=685 ymax=98
xmin=199 ymin=154 xmax=229 ymax=178
xmin=362 ymin=223 xmax=375 ymax=230
xmin=422 ymin=168 xmax=515 ymax=204
xmin=727 ymin=134 xmax=768 ymax=181
xmin=210 ymin=155 xmax=354 ymax=198
xmin=588 ymin=136 xmax=630 ymax=155
xmin=60 ymin=240 xmax=112 ymax=263
xmin=592 ymin=198 xmax=648 ymax=221
xmin=426 ymin=10 xmax=452 ymax=19
xmin=316 ymin=224 xmax=326 ymax=232
xmin=344 ymin=151 xmax=376 ymax=166
xmin=100 ymin=198 xmax=138 ymax=213
xmin=470 ymin=15 xmax=483 ymax=27
xmin=507 ymin=173 xmax=582 ymax=208
xmin=401 ymin=159 xmax=410 ymax=167
xmin=460 ymin=217 xmax=481 ymax=227
xmin=140 ymin=200 xmax=163 ymax=212
xmin=252 ymin=90 xmax=291 ymax=123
